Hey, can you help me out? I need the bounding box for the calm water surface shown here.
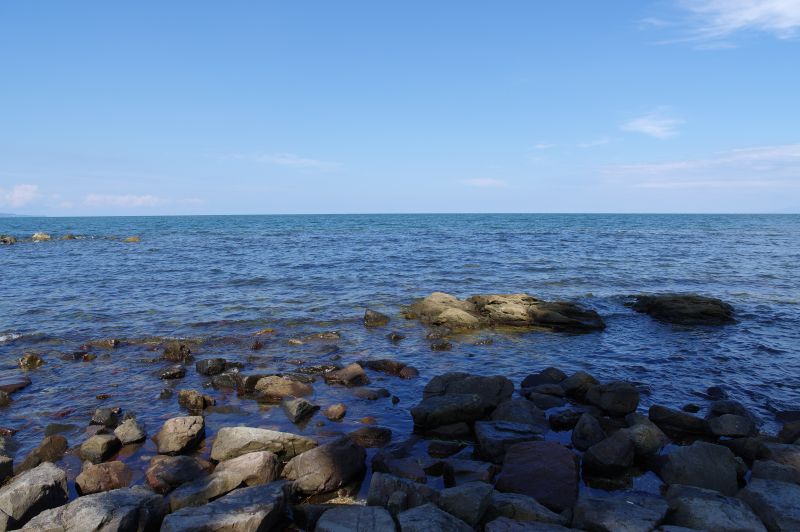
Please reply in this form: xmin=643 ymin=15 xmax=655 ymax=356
xmin=1 ymin=214 xmax=798 ymax=493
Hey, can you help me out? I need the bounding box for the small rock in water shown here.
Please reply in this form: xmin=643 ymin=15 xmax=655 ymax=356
xmin=586 ymin=381 xmax=640 ymax=416
xmin=387 ymin=331 xmax=406 ymax=342
xmin=160 ymin=365 xmax=186 ymax=380
xmin=195 ymin=357 xmax=228 ymax=376
xmin=31 ymin=232 xmax=52 ymax=241
xmin=571 ymin=413 xmax=606 ymax=451
xmin=114 ymin=418 xmax=146 ymax=445
xmin=75 ymin=461 xmax=133 ymax=494
xmin=324 ymin=363 xmax=370 ymax=387
xmin=177 ymin=389 xmax=215 ymax=411
xmin=682 ymin=403 xmax=701 ymax=413
xmin=324 ymin=403 xmax=347 ymax=421
xmin=630 ymin=293 xmax=734 ymax=325
xmin=364 ymin=308 xmax=390 ymax=327
xmin=430 ymin=339 xmax=453 ymax=351
xmin=582 ymin=430 xmax=635 ymax=476
xmin=90 ymin=407 xmax=120 ymax=428
xmin=0 ymin=391 xmax=10 ymax=407
xmin=163 ymin=342 xmax=192 ymax=363
xmin=649 ymin=404 xmax=711 ymax=436
xmin=348 ymin=426 xmax=392 ymax=448
xmin=282 ymin=396 xmax=320 ymax=423
xmin=353 ymin=387 xmax=390 ymax=400
xmin=14 ymin=435 xmax=68 ymax=474
xmin=80 ymin=434 xmax=122 ymax=463
xmin=154 ymin=416 xmax=205 ymax=455
xmin=254 ymin=375 xmax=313 ymax=401
xmin=123 ymin=236 xmax=141 ymax=243
xmin=18 ymin=353 xmax=44 ymax=370
xmin=400 ymin=366 xmax=420 ymax=379
xmin=0 ymin=235 xmax=17 ymax=245
xmin=521 ymin=367 xmax=567 ymax=388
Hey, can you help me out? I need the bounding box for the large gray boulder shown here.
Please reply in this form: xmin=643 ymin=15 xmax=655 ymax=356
xmin=411 ymin=394 xmax=486 ymax=429
xmin=572 ymin=491 xmax=669 ymax=532
xmin=649 ymin=405 xmax=710 ymax=436
xmin=21 ymin=486 xmax=167 ymax=531
xmin=490 ymin=398 xmax=547 ymax=429
xmin=0 ymin=462 xmax=69 ymax=530
xmin=283 ymin=437 xmax=366 ymax=495
xmin=316 ymin=505 xmax=396 ymax=532
xmin=162 ymin=481 xmax=290 ymax=532
xmin=658 ymin=442 xmax=739 ymax=495
xmin=665 ymin=484 xmax=766 ymax=532
xmin=210 ymin=426 xmax=317 ymax=461
xmin=631 ymin=294 xmax=734 ymax=325
xmin=423 ymin=372 xmax=514 ymax=411
xmin=586 ymin=382 xmax=640 ymax=416
xmin=80 ymin=434 xmax=121 ymax=464
xmin=737 ymin=478 xmax=800 ymax=531
xmin=438 ymin=481 xmax=494 ymax=527
xmin=397 ymin=503 xmax=472 ymax=532
xmin=582 ymin=430 xmax=635 ymax=476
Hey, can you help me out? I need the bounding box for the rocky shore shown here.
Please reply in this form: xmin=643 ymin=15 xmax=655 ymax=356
xmin=0 ymin=292 xmax=797 ymax=531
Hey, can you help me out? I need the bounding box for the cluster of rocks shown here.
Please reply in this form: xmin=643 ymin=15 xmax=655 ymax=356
xmin=0 ymin=233 xmax=141 ymax=245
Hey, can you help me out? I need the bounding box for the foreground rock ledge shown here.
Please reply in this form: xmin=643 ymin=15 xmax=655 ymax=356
xmin=403 ymin=292 xmax=605 ymax=333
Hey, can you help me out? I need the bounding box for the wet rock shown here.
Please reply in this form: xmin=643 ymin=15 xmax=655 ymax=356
xmin=154 ymin=416 xmax=205 ymax=454
xmin=582 ymin=429 xmax=635 ymax=476
xmin=387 ymin=331 xmax=406 ymax=342
xmin=521 ymin=367 xmax=566 ymax=388
xmin=0 ymin=372 xmax=32 ymax=394
xmin=254 ymin=375 xmax=314 ymax=401
xmin=0 ymin=235 xmax=16 ymax=245
xmin=216 ymin=450 xmax=280 ymax=485
xmin=316 ymin=505 xmax=396 ymax=532
xmin=177 ymin=389 xmax=216 ymax=411
xmin=475 ymin=420 xmax=545 ymax=463
xmin=737 ymin=478 xmax=800 ymax=531
xmin=529 ymin=383 xmax=565 ymax=397
xmin=283 ymin=437 xmax=366 ymax=495
xmin=90 ymin=407 xmax=120 ymax=427
xmin=428 ymin=441 xmax=465 ymax=458
xmin=160 ymin=364 xmax=186 ymax=379
xmin=438 ymin=481 xmax=493 ymax=527
xmin=18 ymin=353 xmax=44 ymax=370
xmin=0 ymin=391 xmax=9 ymax=407
xmin=430 ymin=339 xmax=453 ymax=351
xmin=658 ymin=441 xmax=739 ymax=495
xmin=495 ymin=441 xmax=579 ymax=512
xmin=31 ymin=232 xmax=51 ymax=242
xmin=364 ymin=309 xmax=390 ymax=327
xmin=282 ymin=396 xmax=320 ymax=423
xmin=682 ymin=404 xmax=701 ymax=413
xmin=625 ymin=414 xmax=669 ymax=457
xmin=398 ymin=502 xmax=473 ymax=532
xmin=195 ymin=357 xmax=228 ymax=375
xmin=779 ymin=420 xmax=800 ymax=444
xmin=524 ymin=392 xmax=567 ymax=410
xmin=367 ymin=471 xmax=440 ymax=508
xmin=324 ymin=403 xmax=347 ymax=421
xmin=709 ymin=414 xmax=756 ymax=437
xmin=163 ymin=342 xmax=192 ymax=362
xmin=0 ymin=462 xmax=68 ymax=530
xmin=752 ymin=459 xmax=800 ymax=485
xmin=298 ymin=363 xmax=341 ymax=375
xmin=571 ymin=413 xmax=606 ymax=451
xmin=75 ymin=461 xmax=133 ymax=495
xmin=665 ymin=484 xmax=766 ymax=532
xmin=146 ymin=455 xmax=213 ymax=494
xmin=761 ymin=443 xmax=800 ymax=471
xmin=586 ymin=381 xmax=640 ymax=416
xmin=572 ymin=491 xmax=669 ymax=532
xmin=400 ymin=366 xmax=420 ymax=379
xmin=210 ymin=369 xmax=243 ymax=390
xmin=485 ymin=517 xmax=576 ymax=531
xmin=211 ymin=426 xmax=317 ymax=461
xmin=561 ymin=371 xmax=598 ymax=398
xmin=631 ymin=293 xmax=734 ymax=325
xmin=708 ymin=398 xmax=748 ymax=417
xmin=424 ymin=372 xmax=514 ymax=411
xmin=372 ymin=453 xmax=427 ymax=483
xmin=358 ymin=358 xmax=406 ymax=375
xmin=353 ymin=387 xmax=391 ymax=400
xmin=161 ymin=481 xmax=289 ymax=531
xmin=14 ymin=435 xmax=68 ymax=474
xmin=549 ymin=409 xmax=586 ymax=431
xmin=649 ymin=405 xmax=711 ymax=436
xmin=442 ymin=459 xmax=498 ymax=487
xmin=411 ymin=393 xmax=485 ymax=429
xmin=80 ymin=434 xmax=121 ymax=463
xmin=485 ymin=490 xmax=568 ymax=526
xmin=21 ymin=486 xmax=166 ymax=531
xmin=348 ymin=426 xmax=392 ymax=448
xmin=491 ymin=398 xmax=547 ymax=428
xmin=320 ymin=363 xmax=369 ymax=388
xmin=113 ymin=417 xmax=146 ymax=445
xmin=426 ymin=422 xmax=472 ymax=439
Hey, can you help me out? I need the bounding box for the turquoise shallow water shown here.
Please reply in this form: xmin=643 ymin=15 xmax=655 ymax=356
xmin=1 ymin=214 xmax=799 ymax=487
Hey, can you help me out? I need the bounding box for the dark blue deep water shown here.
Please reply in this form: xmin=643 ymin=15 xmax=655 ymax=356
xmin=1 ymin=214 xmax=799 ymax=492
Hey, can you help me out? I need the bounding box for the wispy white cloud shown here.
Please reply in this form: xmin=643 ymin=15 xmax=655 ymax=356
xmin=84 ymin=194 xmax=166 ymax=208
xmin=224 ymin=152 xmax=340 ymax=171
xmin=533 ymin=143 xmax=555 ymax=150
xmin=462 ymin=178 xmax=507 ymax=188
xmin=606 ymin=143 xmax=800 ymax=188
xmin=0 ymin=183 xmax=39 ymax=208
xmin=649 ymin=0 xmax=800 ymax=45
xmin=622 ymin=111 xmax=683 ymax=139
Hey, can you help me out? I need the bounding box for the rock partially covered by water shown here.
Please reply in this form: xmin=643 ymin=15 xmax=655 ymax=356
xmin=210 ymin=426 xmax=317 ymax=461
xmin=255 ymin=375 xmax=314 ymax=401
xmin=31 ymin=232 xmax=51 ymax=242
xmin=324 ymin=363 xmax=370 ymax=387
xmin=0 ymin=462 xmax=68 ymax=530
xmin=657 ymin=441 xmax=739 ymax=495
xmin=14 ymin=435 xmax=67 ymax=474
xmin=586 ymin=381 xmax=640 ymax=416
xmin=0 ymin=372 xmax=32 ymax=394
xmin=154 ymin=416 xmax=205 ymax=455
xmin=114 ymin=417 xmax=146 ymax=445
xmin=177 ymin=389 xmax=216 ymax=411
xmin=282 ymin=437 xmax=366 ymax=495
xmin=282 ymin=396 xmax=320 ymax=423
xmin=17 ymin=353 xmax=44 ymax=371
xmin=163 ymin=481 xmax=290 ymax=531
xmin=405 ymin=292 xmax=605 ymax=332
xmin=631 ymin=293 xmax=734 ymax=325
xmin=364 ymin=309 xmax=390 ymax=327
xmin=146 ymin=455 xmax=213 ymax=494
xmin=424 ymin=372 xmax=513 ymax=411
xmin=163 ymin=342 xmax=193 ymax=362
xmin=0 ymin=235 xmax=16 ymax=245
xmin=21 ymin=486 xmax=167 ymax=531
xmin=80 ymin=434 xmax=121 ymax=463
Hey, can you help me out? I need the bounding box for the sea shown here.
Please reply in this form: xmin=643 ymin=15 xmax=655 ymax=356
xmin=1 ymin=214 xmax=798 ymax=492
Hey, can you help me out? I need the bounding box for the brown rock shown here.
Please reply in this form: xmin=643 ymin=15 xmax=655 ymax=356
xmin=154 ymin=416 xmax=205 ymax=454
xmin=146 ymin=455 xmax=213 ymax=494
xmin=323 ymin=363 xmax=370 ymax=387
xmin=324 ymin=403 xmax=347 ymax=421
xmin=75 ymin=461 xmax=132 ymax=494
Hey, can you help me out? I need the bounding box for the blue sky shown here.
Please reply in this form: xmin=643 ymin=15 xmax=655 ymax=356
xmin=1 ymin=1 xmax=799 ymax=215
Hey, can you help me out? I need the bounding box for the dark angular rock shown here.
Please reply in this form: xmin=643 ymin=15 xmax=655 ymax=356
xmin=442 ymin=459 xmax=498 ymax=487
xmin=368 ymin=471 xmax=440 ymax=508
xmin=586 ymin=381 xmax=640 ymax=417
xmin=438 ymin=481 xmax=494 ymax=528
xmin=398 ymin=502 xmax=473 ymax=532
xmin=282 ymin=437 xmax=366 ymax=495
xmin=364 ymin=309 xmax=390 ymax=327
xmin=348 ymin=426 xmax=392 ymax=448
xmin=146 ymin=455 xmax=213 ymax=494
xmin=524 ymin=391 xmax=567 ymax=410
xmin=658 ymin=441 xmax=739 ymax=495
xmin=475 ymin=420 xmax=545 ymax=463
xmin=14 ymin=435 xmax=68 ymax=474
xmin=631 ymin=293 xmax=734 ymax=325
xmin=411 ymin=393 xmax=485 ymax=429
xmin=737 ymin=478 xmax=800 ymax=531
xmin=324 ymin=363 xmax=370 ymax=387
xmin=160 ymin=364 xmax=186 ymax=380
xmin=582 ymin=429 xmax=635 ymax=476
xmin=195 ymin=357 xmax=228 ymax=376
xmin=0 ymin=462 xmax=68 ymax=530
xmin=666 ymin=484 xmax=766 ymax=532
xmin=573 ymin=492 xmax=669 ymax=532
xmin=571 ymin=413 xmax=606 ymax=451
xmin=649 ymin=405 xmax=711 ymax=436
xmin=80 ymin=434 xmax=121 ymax=463
xmin=282 ymin=396 xmax=320 ymax=423
xmin=316 ymin=505 xmax=396 ymax=532
xmin=561 ymin=371 xmax=598 ymax=398
xmin=521 ymin=367 xmax=566 ymax=388
xmin=490 ymin=398 xmax=547 ymax=429
xmin=163 ymin=342 xmax=192 ymax=362
xmin=709 ymin=414 xmax=756 ymax=438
